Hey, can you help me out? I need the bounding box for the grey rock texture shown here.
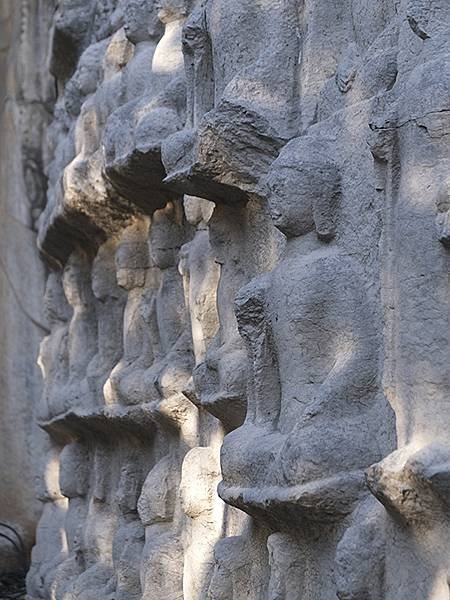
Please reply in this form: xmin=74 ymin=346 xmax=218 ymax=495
xmin=0 ymin=0 xmax=52 ymax=575
xmin=1 ymin=0 xmax=450 ymax=598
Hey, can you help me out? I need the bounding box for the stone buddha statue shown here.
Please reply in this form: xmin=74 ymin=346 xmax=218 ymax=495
xmin=220 ymin=134 xmax=391 ymax=523
xmin=38 ymin=271 xmax=71 ymax=421
xmin=103 ymin=0 xmax=187 ymax=211
xmin=103 ymin=217 xmax=157 ymax=407
xmin=137 ymin=454 xmax=184 ymax=600
xmin=56 ymin=250 xmax=97 ymax=415
xmin=85 ymin=239 xmax=126 ymax=408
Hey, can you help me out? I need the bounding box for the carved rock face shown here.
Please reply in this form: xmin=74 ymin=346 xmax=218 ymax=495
xmin=17 ymin=0 xmax=450 ymax=598
xmin=265 ymin=138 xmax=339 ymax=240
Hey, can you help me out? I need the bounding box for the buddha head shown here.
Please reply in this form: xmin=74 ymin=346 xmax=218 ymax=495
xmin=183 ymin=195 xmax=214 ymax=229
xmin=208 ymin=203 xmax=244 ymax=266
xmin=102 ymin=28 xmax=133 ymax=79
xmin=266 ymin=136 xmax=340 ymax=241
xmin=64 ymin=39 xmax=107 ymax=116
xmin=124 ymin=0 xmax=162 ymax=44
xmin=156 ymin=0 xmax=191 ymax=24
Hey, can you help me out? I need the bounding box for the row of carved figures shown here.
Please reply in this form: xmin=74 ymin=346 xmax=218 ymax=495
xmin=28 ymin=430 xmax=230 ymax=599
xmin=27 ymin=0 xmax=450 ymax=598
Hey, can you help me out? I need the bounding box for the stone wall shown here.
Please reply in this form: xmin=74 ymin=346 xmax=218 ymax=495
xmin=9 ymin=0 xmax=450 ymax=598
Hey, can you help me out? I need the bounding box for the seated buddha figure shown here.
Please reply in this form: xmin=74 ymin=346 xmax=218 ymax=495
xmin=103 ymin=218 xmax=157 ymax=408
xmin=103 ymin=0 xmax=188 ymax=211
xmin=219 ymin=134 xmax=392 ymax=522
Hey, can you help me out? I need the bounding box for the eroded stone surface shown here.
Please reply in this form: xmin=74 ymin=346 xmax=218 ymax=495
xmin=1 ymin=0 xmax=450 ymax=598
